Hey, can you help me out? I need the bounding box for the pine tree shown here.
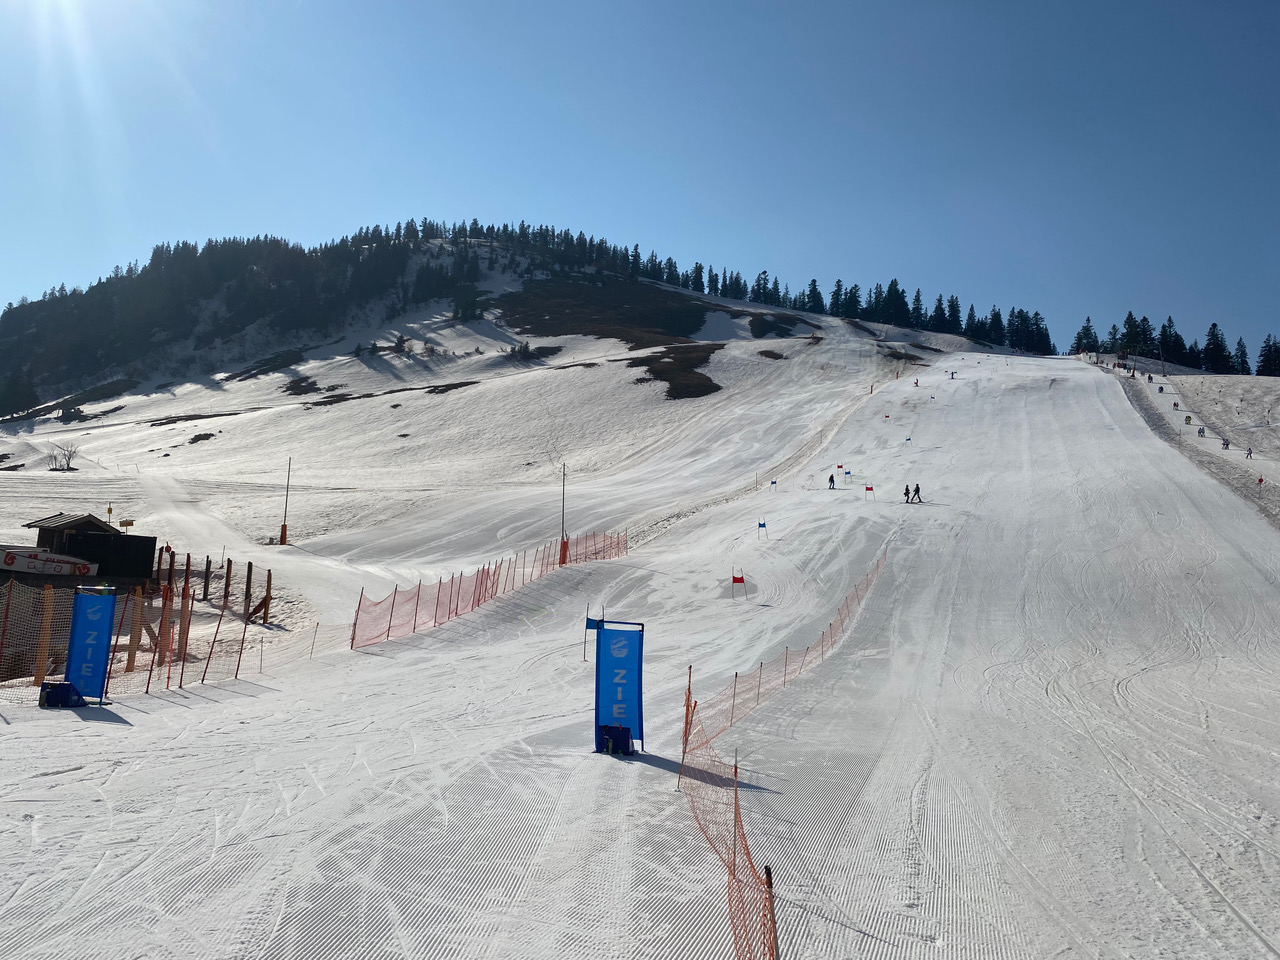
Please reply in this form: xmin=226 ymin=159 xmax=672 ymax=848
xmin=883 ymin=279 xmax=910 ymax=327
xmin=1186 ymin=338 xmax=1203 ymax=369
xmin=1158 ymin=316 xmax=1187 ymax=366
xmin=910 ymin=289 xmax=925 ymax=328
xmin=1233 ymin=337 xmax=1251 ymax=375
xmin=1202 ymin=323 xmax=1232 ymax=373
xmin=1070 ymin=317 xmax=1100 ymax=354
xmin=829 ymin=280 xmax=844 ymax=317
xmin=963 ymin=304 xmax=981 ymax=339
xmin=1257 ymin=335 xmax=1280 ymax=377
xmin=844 ymin=284 xmax=862 ymax=318
xmin=1105 ymin=324 xmax=1121 ymax=353
xmin=946 ymin=295 xmax=962 ymax=334
xmin=707 ymin=266 xmax=720 ymax=297
xmin=806 ymin=279 xmax=825 ymax=314
xmin=928 ymin=295 xmax=946 ymax=332
xmin=987 ymin=306 xmax=1005 ymax=346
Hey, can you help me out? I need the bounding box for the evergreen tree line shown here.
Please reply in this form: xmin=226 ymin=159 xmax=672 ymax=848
xmin=1 ymin=214 xmax=1057 ymax=416
xmin=1068 ymin=312 xmax=1278 ymax=376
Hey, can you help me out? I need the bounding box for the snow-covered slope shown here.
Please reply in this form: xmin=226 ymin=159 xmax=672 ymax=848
xmin=3 ymin=313 xmax=1280 ymax=959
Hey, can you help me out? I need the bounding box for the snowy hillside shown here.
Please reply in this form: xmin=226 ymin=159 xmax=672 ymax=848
xmin=3 ymin=304 xmax=1280 ymax=959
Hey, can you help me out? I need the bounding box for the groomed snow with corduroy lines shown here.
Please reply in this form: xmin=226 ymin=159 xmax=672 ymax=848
xmin=3 ymin=300 xmax=1280 ymax=959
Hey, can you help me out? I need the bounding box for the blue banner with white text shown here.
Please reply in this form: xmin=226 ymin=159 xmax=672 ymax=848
xmin=64 ymin=588 xmax=117 ymax=701
xmin=594 ymin=621 xmax=644 ymax=752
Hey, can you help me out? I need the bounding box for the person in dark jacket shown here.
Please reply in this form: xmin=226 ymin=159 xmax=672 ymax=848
xmin=911 ymin=484 xmax=922 ymax=503
xmin=904 ymin=484 xmax=910 ymax=503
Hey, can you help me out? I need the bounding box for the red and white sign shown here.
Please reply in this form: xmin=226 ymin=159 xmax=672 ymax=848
xmin=1 ymin=549 xmax=98 ymax=576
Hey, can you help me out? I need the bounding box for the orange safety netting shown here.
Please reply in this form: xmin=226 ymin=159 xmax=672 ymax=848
xmin=0 ymin=555 xmax=285 ymax=704
xmin=350 ymin=531 xmax=629 ymax=649
xmin=679 ymin=546 xmax=888 ymax=960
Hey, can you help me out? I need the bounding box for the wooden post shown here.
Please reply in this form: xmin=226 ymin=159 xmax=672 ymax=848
xmin=243 ymin=561 xmax=253 ymax=622
xmin=783 ymin=647 xmax=788 ymax=687
xmin=31 ymin=585 xmax=55 ymax=687
xmin=729 ymin=671 xmax=738 ymax=726
xmin=412 ymin=579 xmax=422 ymax=630
xmin=202 ymin=556 xmax=212 ymax=602
xmin=756 ymin=661 xmax=763 ymax=705
xmin=223 ymin=558 xmax=233 ymax=610
xmin=166 ymin=551 xmax=176 ymax=588
xmin=261 ymin=570 xmax=272 ymax=625
xmin=126 ymin=587 xmax=143 ymax=672
xmin=763 ymin=865 xmax=780 ymax=959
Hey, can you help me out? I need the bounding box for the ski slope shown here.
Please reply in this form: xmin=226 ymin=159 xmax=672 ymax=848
xmin=3 ymin=313 xmax=1280 ymax=959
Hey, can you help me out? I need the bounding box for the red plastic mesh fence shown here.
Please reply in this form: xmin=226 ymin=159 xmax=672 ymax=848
xmin=0 ymin=554 xmax=295 ymax=704
xmin=350 ymin=531 xmax=629 ymax=649
xmin=679 ymin=546 xmax=888 ymax=960
xmin=0 ymin=581 xmax=75 ymax=699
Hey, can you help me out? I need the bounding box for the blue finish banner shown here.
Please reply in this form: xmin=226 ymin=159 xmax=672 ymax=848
xmin=594 ymin=621 xmax=644 ymax=750
xmin=64 ymin=588 xmax=117 ymax=702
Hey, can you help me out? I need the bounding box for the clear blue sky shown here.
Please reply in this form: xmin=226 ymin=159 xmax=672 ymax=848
xmin=2 ymin=0 xmax=1277 ymax=354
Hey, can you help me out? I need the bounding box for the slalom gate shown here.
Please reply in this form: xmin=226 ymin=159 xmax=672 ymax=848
xmin=0 ymin=553 xmax=283 ymax=705
xmin=350 ymin=531 xmax=629 ymax=648
xmin=679 ymin=546 xmax=888 ymax=960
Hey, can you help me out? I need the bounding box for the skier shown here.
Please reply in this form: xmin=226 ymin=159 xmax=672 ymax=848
xmin=904 ymin=484 xmax=911 ymax=503
xmin=950 ymin=371 xmax=955 ymax=380
xmin=1222 ymin=438 xmax=1230 ymax=450
xmin=913 ymin=379 xmax=919 ymax=387
xmin=1247 ymin=447 xmax=1253 ymax=460
xmin=911 ymin=484 xmax=922 ymax=503
xmin=828 ymin=473 xmax=835 ymax=489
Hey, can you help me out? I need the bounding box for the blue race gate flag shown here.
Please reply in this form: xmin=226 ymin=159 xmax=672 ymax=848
xmin=64 ymin=586 xmax=117 ymax=702
xmin=594 ymin=621 xmax=644 ymax=753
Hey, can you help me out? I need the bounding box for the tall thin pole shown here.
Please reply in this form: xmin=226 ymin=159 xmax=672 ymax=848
xmin=280 ymin=457 xmax=292 ymax=546
xmin=561 ymin=462 xmax=566 ymax=539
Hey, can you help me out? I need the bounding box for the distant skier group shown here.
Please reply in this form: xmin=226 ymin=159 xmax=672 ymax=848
xmin=904 ymin=484 xmax=922 ymax=503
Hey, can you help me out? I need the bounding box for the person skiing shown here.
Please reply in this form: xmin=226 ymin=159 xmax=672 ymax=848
xmin=904 ymin=484 xmax=911 ymax=503
xmin=1246 ymin=447 xmax=1253 ymax=460
xmin=911 ymin=484 xmax=922 ymax=503
xmin=828 ymin=473 xmax=835 ymax=489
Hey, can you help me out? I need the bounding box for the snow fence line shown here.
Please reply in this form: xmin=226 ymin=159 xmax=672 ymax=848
xmin=0 ymin=551 xmax=278 ymax=705
xmin=678 ymin=545 xmax=889 ymax=960
xmin=350 ymin=531 xmax=629 ymax=649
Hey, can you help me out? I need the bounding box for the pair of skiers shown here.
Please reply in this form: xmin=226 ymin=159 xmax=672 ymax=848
xmin=903 ymin=484 xmax=922 ymax=503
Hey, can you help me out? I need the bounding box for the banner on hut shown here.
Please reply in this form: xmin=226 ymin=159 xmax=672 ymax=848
xmin=594 ymin=620 xmax=645 ymax=753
